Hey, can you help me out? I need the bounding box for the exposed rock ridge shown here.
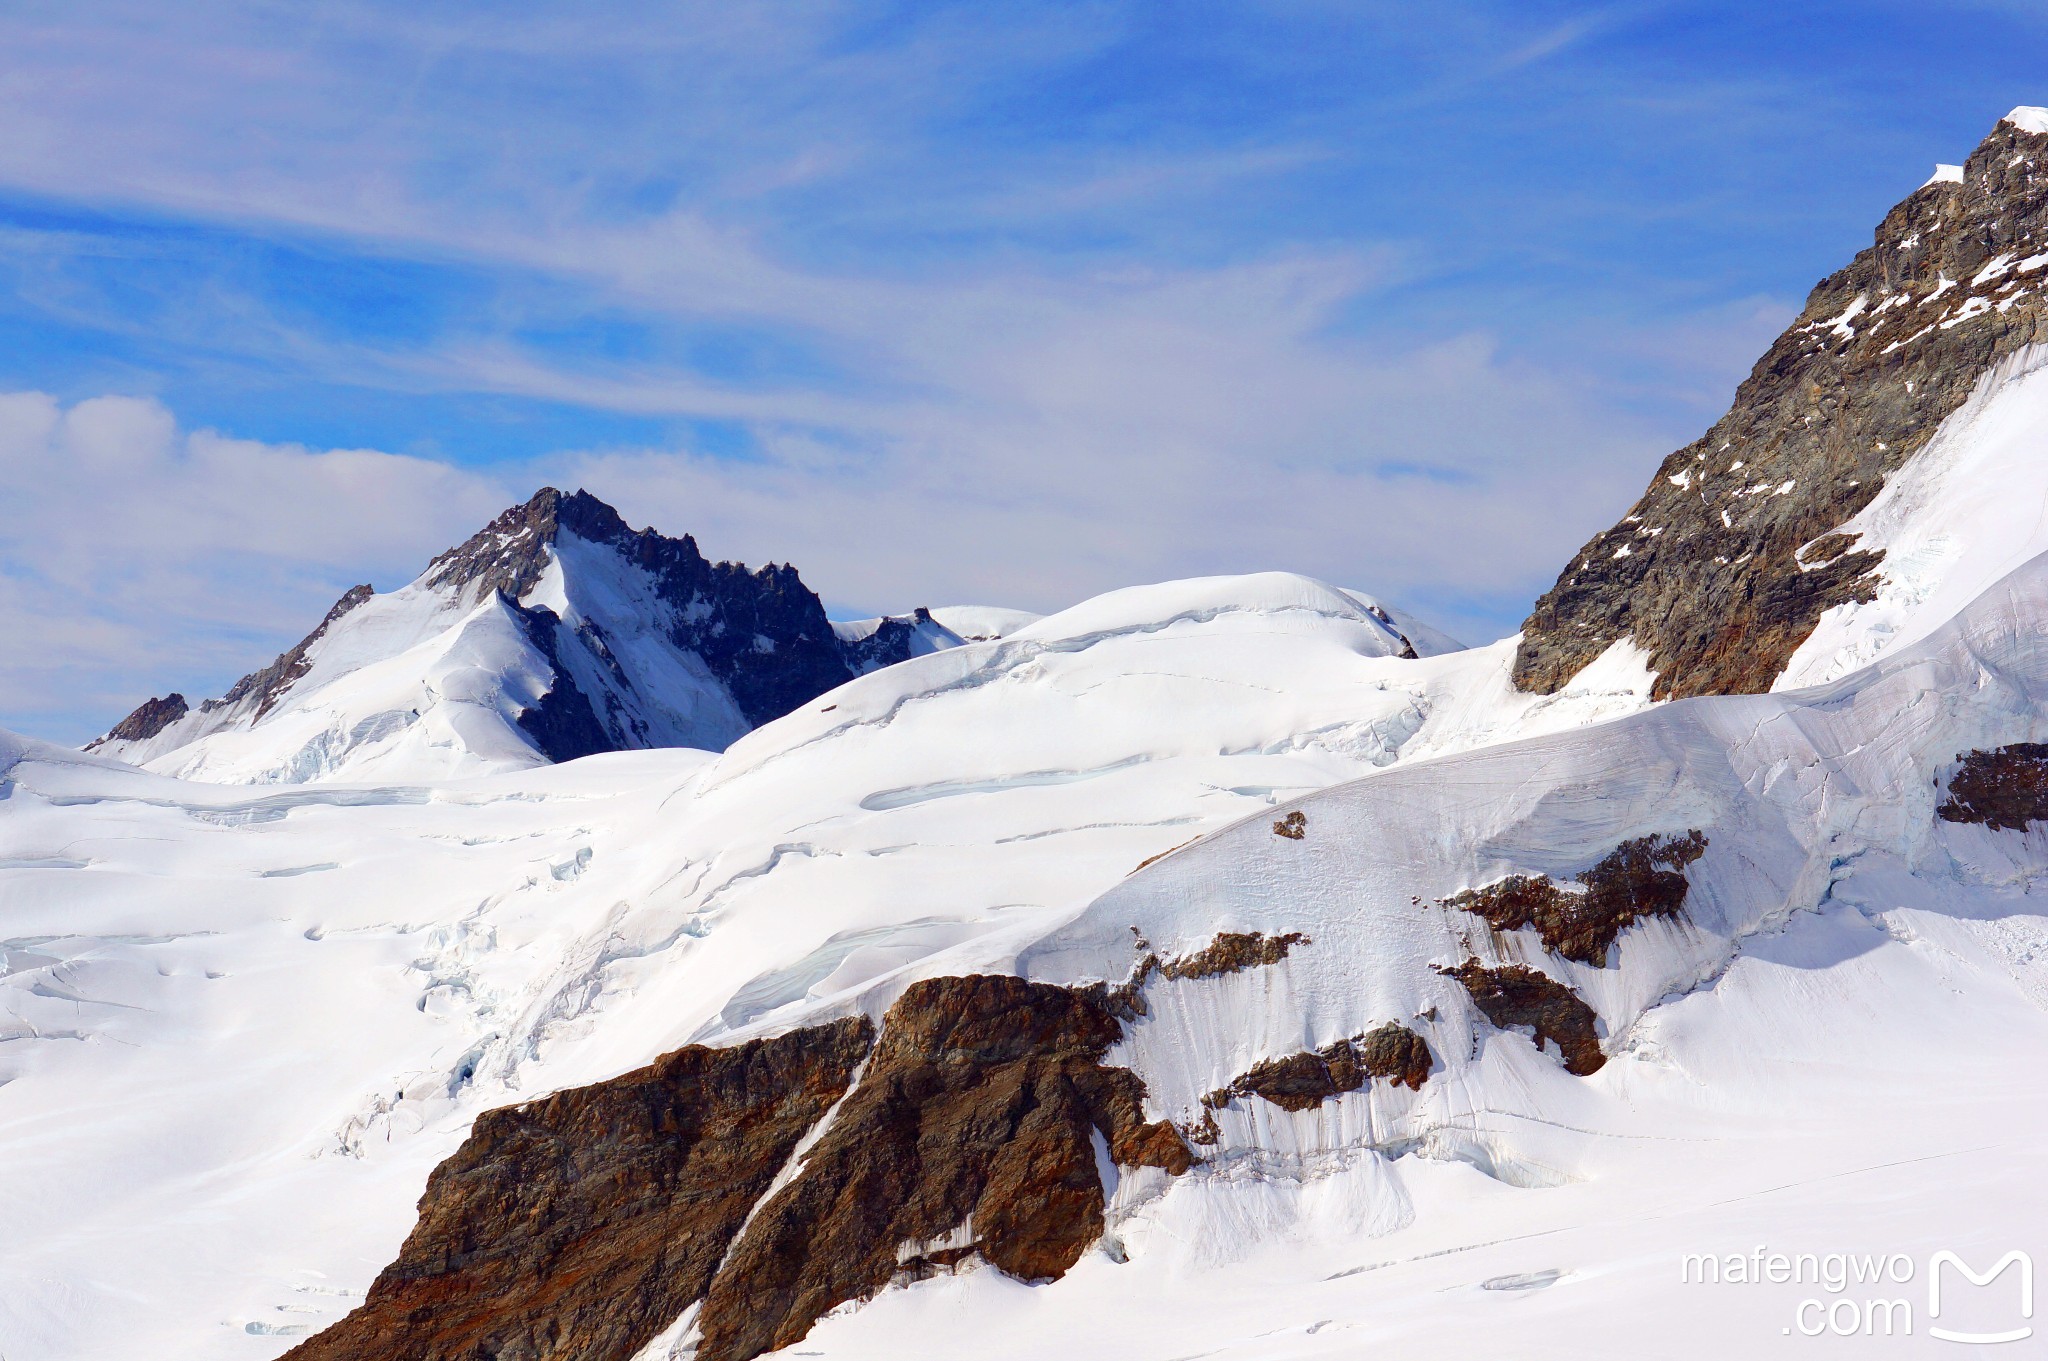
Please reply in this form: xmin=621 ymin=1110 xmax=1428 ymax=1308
xmin=429 ymin=487 xmax=856 ymax=730
xmin=287 ymin=976 xmax=1193 ymax=1361
xmin=85 ymin=692 xmax=187 ymax=749
xmin=1515 ymin=115 xmax=2048 ymax=699
xmin=1084 ymin=928 xmax=1309 ymax=1021
xmin=423 ymin=486 xmax=575 ymax=601
xmin=1441 ymin=831 xmax=1707 ymax=965
xmin=280 ymin=1017 xmax=873 ymax=1361
xmin=1937 ymin=742 xmax=2048 ymax=830
xmin=210 ymin=583 xmax=375 ymax=722
xmin=840 ymin=606 xmax=943 ymax=675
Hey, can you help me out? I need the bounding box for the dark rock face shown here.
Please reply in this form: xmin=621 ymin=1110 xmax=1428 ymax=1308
xmin=1516 ymin=116 xmax=2048 ymax=699
xmin=288 ymin=976 xmax=1192 ymax=1361
xmin=1443 ymin=960 xmax=1605 ymax=1076
xmin=435 ymin=488 xmax=858 ymax=733
xmin=1441 ymin=831 xmax=1707 ymax=966
xmin=86 ymin=692 xmax=188 ymax=749
xmin=694 ymin=975 xmax=1191 ymax=1361
xmin=840 ymin=606 xmax=942 ymax=675
xmin=509 ymin=603 xmax=618 ymax=764
xmin=1159 ymin=930 xmax=1309 ymax=981
xmin=281 ymin=1018 xmax=873 ymax=1361
xmin=1204 ymin=1022 xmax=1434 ymax=1114
xmin=1272 ymin=810 xmax=1307 ymax=840
xmin=1356 ymin=1020 xmax=1435 ymax=1091
xmin=1938 ymin=743 xmax=2048 ymax=830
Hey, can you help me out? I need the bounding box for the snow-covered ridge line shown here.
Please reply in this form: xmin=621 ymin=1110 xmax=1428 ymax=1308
xmin=82 ymin=488 xmax=1053 ymax=787
xmin=2005 ymin=105 xmax=2048 ymax=135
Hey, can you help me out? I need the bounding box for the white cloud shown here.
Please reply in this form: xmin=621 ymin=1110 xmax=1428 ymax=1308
xmin=0 ymin=393 xmax=508 ymax=741
xmin=0 ymin=2 xmax=1816 ymax=744
xmin=538 ymin=295 xmax=1669 ymax=633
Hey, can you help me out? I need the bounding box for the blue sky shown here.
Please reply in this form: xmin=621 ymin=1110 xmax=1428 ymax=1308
xmin=4 ymin=0 xmax=2047 ymax=742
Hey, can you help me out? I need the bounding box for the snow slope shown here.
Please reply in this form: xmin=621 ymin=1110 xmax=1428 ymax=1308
xmin=9 ymin=550 xmax=2048 ymax=1359
xmin=0 ymin=568 xmax=1650 ymax=1360
xmin=1778 ymin=342 xmax=2048 ymax=689
xmin=792 ymin=551 xmax=2048 ymax=1359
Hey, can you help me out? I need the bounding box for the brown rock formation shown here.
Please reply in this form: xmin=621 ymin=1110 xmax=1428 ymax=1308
xmin=86 ymin=692 xmax=188 ymax=749
xmin=282 ymin=1018 xmax=873 ymax=1361
xmin=1938 ymin=743 xmax=2048 ymax=830
xmin=1515 ymin=115 xmax=2048 ymax=699
xmin=1204 ymin=1021 xmax=1434 ymax=1113
xmin=1357 ymin=1020 xmax=1436 ymax=1091
xmin=1443 ymin=959 xmax=1605 ymax=1076
xmin=290 ymin=976 xmax=1195 ymax=1361
xmin=1441 ymin=831 xmax=1707 ymax=965
xmin=1159 ymin=930 xmax=1309 ymax=981
xmin=1272 ymin=810 xmax=1307 ymax=840
xmin=694 ymin=975 xmax=1190 ymax=1361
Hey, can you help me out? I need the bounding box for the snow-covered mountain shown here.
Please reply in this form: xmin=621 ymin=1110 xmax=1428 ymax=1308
xmin=1518 ymin=106 xmax=2048 ymax=701
xmin=11 ymin=108 xmax=2048 ymax=1361
xmin=86 ymin=488 xmax=1027 ymax=785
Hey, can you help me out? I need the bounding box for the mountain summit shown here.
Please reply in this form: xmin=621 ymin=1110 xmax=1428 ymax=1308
xmin=1516 ymin=108 xmax=2048 ymax=699
xmin=89 ymin=488 xmax=984 ymax=783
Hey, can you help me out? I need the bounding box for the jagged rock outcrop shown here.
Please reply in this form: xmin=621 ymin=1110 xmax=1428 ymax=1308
xmin=695 ymin=975 xmax=1190 ymax=1361
xmin=1203 ymin=1022 xmax=1434 ymax=1114
xmin=286 ymin=975 xmax=1192 ymax=1361
xmin=1441 ymin=831 xmax=1707 ymax=965
xmin=838 ymin=605 xmax=944 ymax=674
xmin=1442 ymin=960 xmax=1605 ymax=1076
xmin=1159 ymin=930 xmax=1309 ymax=981
xmin=435 ymin=488 xmax=857 ymax=731
xmin=86 ymin=692 xmax=187 ymax=748
xmin=1938 ymin=743 xmax=2048 ymax=830
xmin=281 ymin=1018 xmax=873 ymax=1361
xmin=1516 ymin=113 xmax=2048 ymax=699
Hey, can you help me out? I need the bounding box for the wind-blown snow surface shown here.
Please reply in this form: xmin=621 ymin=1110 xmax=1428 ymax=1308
xmin=8 ymin=562 xmax=2047 ymax=1358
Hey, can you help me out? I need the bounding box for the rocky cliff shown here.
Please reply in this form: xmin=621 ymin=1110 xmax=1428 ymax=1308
xmin=429 ymin=488 xmax=857 ymax=733
xmin=285 ymin=976 xmax=1193 ymax=1361
xmin=1515 ymin=111 xmax=2048 ymax=698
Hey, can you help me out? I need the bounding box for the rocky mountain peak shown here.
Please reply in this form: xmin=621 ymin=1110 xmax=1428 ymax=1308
xmin=86 ymin=485 xmax=985 ymax=779
xmin=1515 ymin=112 xmax=2048 ymax=699
xmin=88 ymin=692 xmax=188 ymax=748
xmin=423 ymin=486 xmax=673 ymax=602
